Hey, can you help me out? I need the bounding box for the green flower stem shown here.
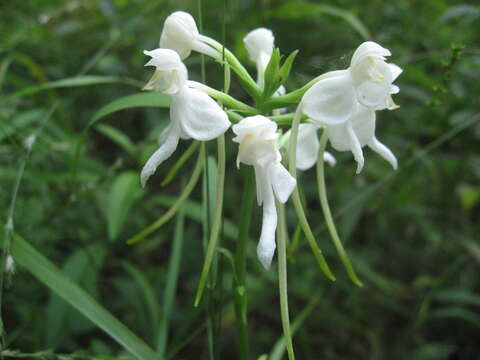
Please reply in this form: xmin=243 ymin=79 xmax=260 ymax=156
xmin=271 ymin=113 xmax=309 ymax=127
xmin=194 ymin=135 xmax=226 ymax=307
xmin=188 ymin=81 xmax=257 ymax=115
xmin=316 ymin=129 xmax=363 ymax=287
xmin=288 ymin=106 xmax=336 ymax=281
xmin=277 ymin=202 xmax=295 ymax=360
xmin=263 ymin=74 xmax=327 ymax=112
xmin=198 ymin=35 xmax=262 ymax=100
xmin=127 ymin=145 xmax=205 ymax=244
xmin=233 ymin=168 xmax=255 ymax=360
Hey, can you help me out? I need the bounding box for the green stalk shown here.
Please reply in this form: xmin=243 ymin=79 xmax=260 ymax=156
xmin=188 ymin=81 xmax=257 ymax=115
xmin=287 ymin=106 xmax=335 ymax=281
xmin=263 ymin=74 xmax=327 ymax=112
xmin=277 ymin=202 xmax=295 ymax=360
xmin=198 ymin=35 xmax=261 ymax=100
xmin=316 ymin=129 xmax=363 ymax=287
xmin=127 ymin=146 xmax=205 ymax=244
xmin=233 ymin=169 xmax=255 ymax=360
xmin=194 ymin=135 xmax=226 ymax=307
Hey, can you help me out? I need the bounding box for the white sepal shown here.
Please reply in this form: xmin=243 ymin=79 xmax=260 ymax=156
xmin=269 ymin=162 xmax=296 ymax=204
xmin=159 ymin=11 xmax=199 ymax=60
xmin=140 ymin=126 xmax=180 ymax=187
xmin=302 ymin=70 xmax=356 ymax=125
xmin=256 ymin=167 xmax=277 ymax=270
xmin=243 ymin=28 xmax=274 ymax=66
xmin=143 ymin=49 xmax=187 ymax=94
xmin=171 ymin=87 xmax=230 ymax=141
xmin=295 ymin=123 xmax=320 ymax=170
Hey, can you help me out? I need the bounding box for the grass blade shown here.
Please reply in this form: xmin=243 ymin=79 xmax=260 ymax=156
xmin=89 ymin=92 xmax=170 ymax=128
xmin=157 ymin=203 xmax=185 ymax=355
xmin=10 ymin=234 xmax=160 ymax=360
xmin=127 ymin=145 xmax=205 ymax=244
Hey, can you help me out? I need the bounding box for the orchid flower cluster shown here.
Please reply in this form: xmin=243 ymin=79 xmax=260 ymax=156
xmin=140 ymin=11 xmax=402 ymax=273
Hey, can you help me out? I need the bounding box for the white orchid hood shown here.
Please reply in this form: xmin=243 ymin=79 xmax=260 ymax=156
xmin=159 ymin=11 xmax=221 ymax=60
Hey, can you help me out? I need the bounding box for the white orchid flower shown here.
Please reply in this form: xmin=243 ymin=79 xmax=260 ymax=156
xmin=141 ymin=48 xmax=230 ymax=186
xmin=232 ymin=115 xmax=296 ymax=269
xmin=159 ymin=11 xmax=221 ymax=60
xmin=302 ymin=41 xmax=402 ymax=126
xmin=243 ymin=28 xmax=274 ymax=88
xmin=303 ymin=104 xmax=397 ymax=173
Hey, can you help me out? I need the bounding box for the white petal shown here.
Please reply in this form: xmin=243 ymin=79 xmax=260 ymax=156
xmin=269 ymin=162 xmax=296 ymax=203
xmin=243 ymin=28 xmax=274 ymax=64
xmin=171 ymin=87 xmax=230 ymax=141
xmin=296 ymin=124 xmax=319 ymax=170
xmin=390 ymin=85 xmax=400 ymax=94
xmin=346 ymin=121 xmax=365 ymax=174
xmin=143 ymin=48 xmax=185 ymax=71
xmin=232 ymin=115 xmax=277 ymax=143
xmin=302 ymin=72 xmax=356 ymax=125
xmin=257 ymin=177 xmax=277 ymax=270
xmin=388 ymin=63 xmax=403 ymax=82
xmin=140 ymin=127 xmax=180 ymax=187
xmin=254 ymin=165 xmax=264 ymax=206
xmin=351 ymin=41 xmax=391 ymax=67
xmin=352 ymin=59 xmax=393 ymax=109
xmin=159 ymin=11 xmax=199 ymax=60
xmin=324 ymin=152 xmax=336 ymax=166
xmin=368 ymin=137 xmax=398 ymax=170
xmin=351 ymin=106 xmax=376 ymax=146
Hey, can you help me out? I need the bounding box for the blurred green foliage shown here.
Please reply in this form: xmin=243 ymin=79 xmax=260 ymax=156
xmin=1 ymin=0 xmax=479 ymax=359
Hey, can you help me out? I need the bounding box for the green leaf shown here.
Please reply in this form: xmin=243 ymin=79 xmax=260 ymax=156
xmin=96 ymin=123 xmax=137 ymax=157
xmin=157 ymin=205 xmax=185 ymax=355
xmin=435 ymin=288 xmax=480 ymax=307
xmin=122 ymin=262 xmax=160 ymax=344
xmin=5 ymin=75 xmax=142 ymax=102
xmin=278 ymin=50 xmax=298 ymax=85
xmin=263 ymin=48 xmax=282 ymax=98
xmin=89 ymin=92 xmax=170 ymax=128
xmin=107 ymin=171 xmax=142 ymax=241
xmin=430 ymin=306 xmax=480 ymax=328
xmin=10 ymin=234 xmax=160 ymax=360
xmin=45 ymin=243 xmax=107 ymax=348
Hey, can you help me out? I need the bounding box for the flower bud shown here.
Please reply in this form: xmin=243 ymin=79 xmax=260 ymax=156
xmin=159 ymin=11 xmax=199 ymax=60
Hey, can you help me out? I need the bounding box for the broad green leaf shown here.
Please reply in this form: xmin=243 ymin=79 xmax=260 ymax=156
xmin=107 ymin=171 xmax=142 ymax=241
xmin=10 ymin=234 xmax=160 ymax=360
xmin=96 ymin=123 xmax=137 ymax=157
xmin=89 ymin=92 xmax=170 ymax=128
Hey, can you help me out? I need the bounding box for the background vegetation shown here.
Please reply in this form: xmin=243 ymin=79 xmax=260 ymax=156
xmin=1 ymin=0 xmax=479 ymax=359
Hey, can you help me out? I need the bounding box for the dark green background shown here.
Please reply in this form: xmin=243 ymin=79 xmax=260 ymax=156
xmin=1 ymin=0 xmax=479 ymax=359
